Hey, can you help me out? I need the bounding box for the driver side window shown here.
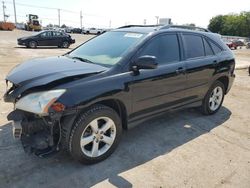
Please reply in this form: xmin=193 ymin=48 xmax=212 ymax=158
xmin=139 ymin=34 xmax=180 ymax=65
xmin=40 ymin=31 xmax=52 ymax=37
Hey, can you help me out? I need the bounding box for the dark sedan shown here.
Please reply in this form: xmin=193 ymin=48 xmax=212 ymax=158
xmin=17 ymin=30 xmax=75 ymax=48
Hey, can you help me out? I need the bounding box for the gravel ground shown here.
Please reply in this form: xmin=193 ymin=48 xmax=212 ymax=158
xmin=0 ymin=30 xmax=249 ymax=188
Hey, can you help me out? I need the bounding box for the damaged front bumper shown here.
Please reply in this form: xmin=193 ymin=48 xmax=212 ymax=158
xmin=7 ymin=109 xmax=63 ymax=157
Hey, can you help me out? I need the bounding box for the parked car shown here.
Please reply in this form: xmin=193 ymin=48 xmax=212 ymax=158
xmin=225 ymin=39 xmax=245 ymax=50
xmin=5 ymin=25 xmax=235 ymax=164
xmin=65 ymin=27 xmax=73 ymax=33
xmin=83 ymin=27 xmax=103 ymax=35
xmin=246 ymin=42 xmax=250 ymax=49
xmin=17 ymin=30 xmax=75 ymax=48
xmin=225 ymin=40 xmax=238 ymax=50
xmin=71 ymin=28 xmax=82 ymax=34
xmin=232 ymin=40 xmax=244 ymax=47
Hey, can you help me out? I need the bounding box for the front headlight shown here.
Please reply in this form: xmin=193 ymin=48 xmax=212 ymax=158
xmin=15 ymin=89 xmax=66 ymax=115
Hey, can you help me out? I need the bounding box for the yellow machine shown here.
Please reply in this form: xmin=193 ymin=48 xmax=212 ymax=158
xmin=25 ymin=14 xmax=41 ymax=31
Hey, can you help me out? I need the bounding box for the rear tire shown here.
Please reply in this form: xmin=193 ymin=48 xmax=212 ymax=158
xmin=62 ymin=41 xmax=69 ymax=48
xmin=68 ymin=105 xmax=122 ymax=164
xmin=201 ymin=81 xmax=225 ymax=115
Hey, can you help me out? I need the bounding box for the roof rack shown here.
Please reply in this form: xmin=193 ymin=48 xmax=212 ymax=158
xmin=160 ymin=25 xmax=211 ymax=32
xmin=118 ymin=25 xmax=162 ymax=29
xmin=117 ymin=24 xmax=211 ymax=33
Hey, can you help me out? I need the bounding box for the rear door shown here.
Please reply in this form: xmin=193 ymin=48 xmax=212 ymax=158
xmin=130 ymin=33 xmax=188 ymax=118
xmin=52 ymin=31 xmax=63 ymax=46
xmin=182 ymin=33 xmax=218 ymax=101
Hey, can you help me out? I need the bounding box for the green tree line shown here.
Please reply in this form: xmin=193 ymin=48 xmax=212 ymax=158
xmin=208 ymin=11 xmax=250 ymax=37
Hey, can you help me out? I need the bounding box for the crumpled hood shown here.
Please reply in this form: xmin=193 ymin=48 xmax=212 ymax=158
xmin=6 ymin=56 xmax=108 ymax=85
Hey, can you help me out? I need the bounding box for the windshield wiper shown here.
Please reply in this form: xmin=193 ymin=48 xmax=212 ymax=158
xmin=70 ymin=56 xmax=95 ymax=64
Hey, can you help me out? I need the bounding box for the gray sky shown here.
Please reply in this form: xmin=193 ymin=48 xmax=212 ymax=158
xmin=1 ymin=0 xmax=249 ymax=28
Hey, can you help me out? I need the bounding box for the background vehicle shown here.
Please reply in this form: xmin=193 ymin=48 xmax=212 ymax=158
xmin=225 ymin=40 xmax=238 ymax=49
xmin=25 ymin=14 xmax=41 ymax=31
xmin=5 ymin=25 xmax=235 ymax=164
xmin=246 ymin=42 xmax=250 ymax=49
xmin=232 ymin=40 xmax=244 ymax=48
xmin=83 ymin=27 xmax=103 ymax=35
xmin=17 ymin=30 xmax=75 ymax=48
xmin=225 ymin=39 xmax=245 ymax=50
xmin=71 ymin=28 xmax=82 ymax=34
xmin=0 ymin=22 xmax=15 ymax=31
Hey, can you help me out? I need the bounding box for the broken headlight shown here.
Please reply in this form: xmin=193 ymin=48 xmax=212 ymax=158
xmin=15 ymin=89 xmax=66 ymax=115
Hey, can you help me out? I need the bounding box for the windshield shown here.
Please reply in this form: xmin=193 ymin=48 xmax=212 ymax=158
xmin=68 ymin=31 xmax=145 ymax=67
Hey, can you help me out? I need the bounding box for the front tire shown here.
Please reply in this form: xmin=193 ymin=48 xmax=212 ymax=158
xmin=69 ymin=105 xmax=122 ymax=164
xmin=29 ymin=41 xmax=37 ymax=48
xmin=201 ymin=81 xmax=225 ymax=115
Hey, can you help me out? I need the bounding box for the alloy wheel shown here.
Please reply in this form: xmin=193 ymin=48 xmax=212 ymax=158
xmin=80 ymin=117 xmax=116 ymax=157
xmin=209 ymin=86 xmax=223 ymax=111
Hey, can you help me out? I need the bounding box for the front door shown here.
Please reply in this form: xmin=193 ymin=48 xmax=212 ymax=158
xmin=38 ymin=31 xmax=54 ymax=46
xmin=130 ymin=33 xmax=188 ymax=118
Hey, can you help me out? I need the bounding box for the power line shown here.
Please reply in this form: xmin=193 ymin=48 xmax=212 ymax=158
xmin=4 ymin=1 xmax=79 ymax=14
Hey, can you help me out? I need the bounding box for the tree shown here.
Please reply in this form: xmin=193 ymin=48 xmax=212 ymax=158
xmin=208 ymin=15 xmax=225 ymax=34
xmin=208 ymin=11 xmax=250 ymax=37
xmin=61 ymin=24 xmax=67 ymax=28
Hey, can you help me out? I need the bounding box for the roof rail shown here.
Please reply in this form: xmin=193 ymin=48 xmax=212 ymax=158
xmin=118 ymin=25 xmax=162 ymax=29
xmin=160 ymin=25 xmax=211 ymax=32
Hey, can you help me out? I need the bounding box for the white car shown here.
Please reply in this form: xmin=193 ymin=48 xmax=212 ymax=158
xmin=83 ymin=28 xmax=104 ymax=35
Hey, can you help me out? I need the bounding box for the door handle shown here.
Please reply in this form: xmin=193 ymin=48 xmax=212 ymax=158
xmin=176 ymin=67 xmax=186 ymax=74
xmin=213 ymin=60 xmax=218 ymax=67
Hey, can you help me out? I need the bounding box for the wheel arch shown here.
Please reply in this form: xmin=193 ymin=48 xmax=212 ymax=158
xmin=94 ymin=99 xmax=128 ymax=130
xmin=217 ymin=76 xmax=229 ymax=94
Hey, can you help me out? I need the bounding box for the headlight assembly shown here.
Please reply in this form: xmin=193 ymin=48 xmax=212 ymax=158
xmin=15 ymin=89 xmax=66 ymax=115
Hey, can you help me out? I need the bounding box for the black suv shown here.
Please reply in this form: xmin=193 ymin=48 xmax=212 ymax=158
xmin=4 ymin=25 xmax=235 ymax=164
xmin=17 ymin=30 xmax=75 ymax=48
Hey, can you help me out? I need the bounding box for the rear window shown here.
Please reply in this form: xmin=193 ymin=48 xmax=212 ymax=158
xmin=209 ymin=40 xmax=222 ymax=54
xmin=203 ymin=38 xmax=214 ymax=56
xmin=183 ymin=34 xmax=205 ymax=59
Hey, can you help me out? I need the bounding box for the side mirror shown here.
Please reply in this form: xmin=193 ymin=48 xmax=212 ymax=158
xmin=132 ymin=56 xmax=157 ymax=71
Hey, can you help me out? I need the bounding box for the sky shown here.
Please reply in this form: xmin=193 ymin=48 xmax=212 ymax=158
xmin=1 ymin=0 xmax=249 ymax=28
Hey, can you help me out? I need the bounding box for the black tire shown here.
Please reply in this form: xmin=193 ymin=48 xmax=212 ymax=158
xmin=62 ymin=41 xmax=69 ymax=48
xmin=68 ymin=104 xmax=122 ymax=164
xmin=29 ymin=41 xmax=37 ymax=48
xmin=201 ymin=80 xmax=225 ymax=115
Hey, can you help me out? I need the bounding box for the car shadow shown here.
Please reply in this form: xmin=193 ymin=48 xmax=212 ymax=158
xmin=0 ymin=107 xmax=231 ymax=187
xmin=14 ymin=46 xmax=71 ymax=49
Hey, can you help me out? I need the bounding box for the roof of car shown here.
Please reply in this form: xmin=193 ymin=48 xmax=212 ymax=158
xmin=114 ymin=25 xmax=212 ymax=35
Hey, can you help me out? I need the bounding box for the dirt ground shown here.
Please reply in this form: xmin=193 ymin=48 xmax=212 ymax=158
xmin=0 ymin=30 xmax=249 ymax=188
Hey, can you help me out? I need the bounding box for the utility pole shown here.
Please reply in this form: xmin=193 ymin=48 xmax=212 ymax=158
xmin=155 ymin=16 xmax=159 ymax=25
xmin=2 ymin=1 xmax=6 ymax=22
xmin=80 ymin=10 xmax=83 ymax=28
xmin=109 ymin=20 xmax=111 ymax=28
xmin=13 ymin=0 xmax=17 ymax=24
xmin=143 ymin=19 xmax=147 ymax=25
xmin=58 ymin=9 xmax=60 ymax=27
